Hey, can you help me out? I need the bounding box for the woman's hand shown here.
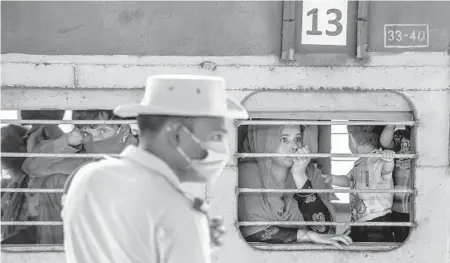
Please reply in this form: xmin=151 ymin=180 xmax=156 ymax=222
xmin=381 ymin=149 xmax=395 ymax=163
xmin=302 ymin=231 xmax=353 ymax=249
xmin=290 ymin=146 xmax=311 ymax=174
xmin=290 ymin=146 xmax=311 ymax=188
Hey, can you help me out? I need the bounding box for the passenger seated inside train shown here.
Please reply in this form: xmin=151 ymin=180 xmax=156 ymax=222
xmin=238 ymin=125 xmax=352 ymax=248
xmin=322 ymin=125 xmax=396 ymax=243
xmin=18 ymin=109 xmax=139 ymax=244
xmin=1 ymin=110 xmax=65 ymax=244
xmin=379 ymin=125 xmax=412 ymax=242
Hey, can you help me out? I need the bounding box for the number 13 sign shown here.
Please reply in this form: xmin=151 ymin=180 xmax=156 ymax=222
xmin=301 ymin=0 xmax=348 ymax=46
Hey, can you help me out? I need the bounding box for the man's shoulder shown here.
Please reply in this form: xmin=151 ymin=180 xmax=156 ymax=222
xmin=68 ymin=158 xmax=132 ymax=190
xmin=73 ymin=157 xmax=178 ymax=195
xmin=75 ymin=156 xmax=138 ymax=177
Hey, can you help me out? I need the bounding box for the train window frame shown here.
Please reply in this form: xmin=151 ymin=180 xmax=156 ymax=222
xmin=234 ymin=90 xmax=417 ymax=251
xmin=0 ymin=90 xmax=418 ymax=252
xmin=0 ymin=116 xmax=133 ymax=253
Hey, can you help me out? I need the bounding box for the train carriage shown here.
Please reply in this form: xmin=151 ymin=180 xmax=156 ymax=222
xmin=1 ymin=1 xmax=449 ymax=263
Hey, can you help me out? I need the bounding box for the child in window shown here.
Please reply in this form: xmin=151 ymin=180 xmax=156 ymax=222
xmin=379 ymin=125 xmax=412 ymax=242
xmin=322 ymin=126 xmax=395 ymax=242
xmin=21 ymin=110 xmax=138 ymax=244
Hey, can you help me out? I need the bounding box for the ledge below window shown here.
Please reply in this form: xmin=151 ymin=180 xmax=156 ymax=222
xmin=248 ymin=242 xmax=401 ymax=251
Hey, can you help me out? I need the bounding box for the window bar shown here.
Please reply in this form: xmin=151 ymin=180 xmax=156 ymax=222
xmin=2 ymin=221 xmax=63 ymax=226
xmin=236 ymin=120 xmax=417 ymax=126
xmin=237 ymin=188 xmax=415 ymax=194
xmin=2 ymin=244 xmax=64 ymax=253
xmin=2 ymin=220 xmax=414 ymax=227
xmin=237 ymin=221 xmax=414 ymax=227
xmin=0 ymin=153 xmax=119 ymax=158
xmin=0 ymin=119 xmax=137 ymax=125
xmin=1 ymin=188 xmax=64 ymax=193
xmin=236 ymin=153 xmax=416 ymax=158
xmin=1 ymin=245 xmax=65 ymax=252
xmin=1 ymin=152 xmax=416 ymax=159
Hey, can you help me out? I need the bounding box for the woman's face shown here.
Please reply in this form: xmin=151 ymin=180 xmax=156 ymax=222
xmin=273 ymin=126 xmax=303 ymax=168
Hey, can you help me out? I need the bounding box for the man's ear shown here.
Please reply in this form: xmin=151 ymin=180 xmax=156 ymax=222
xmin=166 ymin=122 xmax=183 ymax=148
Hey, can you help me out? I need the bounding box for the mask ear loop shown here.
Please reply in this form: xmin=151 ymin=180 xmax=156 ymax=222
xmin=118 ymin=124 xmax=130 ymax=144
xmin=166 ymin=125 xmax=193 ymax=170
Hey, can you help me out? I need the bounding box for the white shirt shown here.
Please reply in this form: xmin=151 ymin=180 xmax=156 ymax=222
xmin=62 ymin=145 xmax=211 ymax=263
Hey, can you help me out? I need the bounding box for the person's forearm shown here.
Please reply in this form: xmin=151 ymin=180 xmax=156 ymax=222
xmin=244 ymin=226 xmax=299 ymax=243
xmin=292 ymin=172 xmax=308 ymax=190
xmin=382 ymin=160 xmax=395 ymax=175
xmin=380 ymin=125 xmax=395 ymax=148
xmin=332 ymin=175 xmax=349 ymax=187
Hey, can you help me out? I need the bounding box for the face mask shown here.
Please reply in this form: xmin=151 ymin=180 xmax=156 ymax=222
xmin=84 ymin=125 xmax=130 ymax=154
xmin=176 ymin=127 xmax=230 ymax=183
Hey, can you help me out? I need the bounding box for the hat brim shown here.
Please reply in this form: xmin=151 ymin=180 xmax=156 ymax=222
xmin=114 ymin=97 xmax=248 ymax=119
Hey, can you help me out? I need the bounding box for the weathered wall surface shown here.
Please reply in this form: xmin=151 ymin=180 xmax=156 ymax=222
xmin=1 ymin=1 xmax=282 ymax=56
xmin=2 ymin=1 xmax=450 ymax=57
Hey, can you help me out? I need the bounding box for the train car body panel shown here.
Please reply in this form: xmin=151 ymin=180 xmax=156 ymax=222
xmin=2 ymin=1 xmax=450 ymax=56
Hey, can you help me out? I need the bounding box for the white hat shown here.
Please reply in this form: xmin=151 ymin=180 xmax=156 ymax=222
xmin=114 ymin=75 xmax=248 ymax=119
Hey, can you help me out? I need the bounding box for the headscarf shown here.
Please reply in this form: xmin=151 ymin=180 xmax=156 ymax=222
xmin=238 ymin=125 xmax=336 ymax=237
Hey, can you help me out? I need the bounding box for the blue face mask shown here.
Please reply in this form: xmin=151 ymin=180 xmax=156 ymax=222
xmin=83 ymin=125 xmax=130 ymax=154
xmin=176 ymin=126 xmax=230 ymax=183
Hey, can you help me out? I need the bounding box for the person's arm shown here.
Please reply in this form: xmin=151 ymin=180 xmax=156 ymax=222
xmin=381 ymin=150 xmax=395 ymax=176
xmin=245 ymin=227 xmax=352 ymax=249
xmin=244 ymin=226 xmax=301 ymax=243
xmin=330 ymin=175 xmax=350 ymax=187
xmin=293 ymin=180 xmax=332 ymax=234
xmin=21 ymin=135 xmax=88 ymax=177
xmin=380 ymin=125 xmax=396 ymax=149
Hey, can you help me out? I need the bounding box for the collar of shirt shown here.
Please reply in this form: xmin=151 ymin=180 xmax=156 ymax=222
xmin=120 ymin=145 xmax=181 ymax=188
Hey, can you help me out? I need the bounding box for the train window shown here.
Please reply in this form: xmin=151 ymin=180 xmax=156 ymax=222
xmin=236 ymin=90 xmax=416 ymax=251
xmin=0 ymin=109 xmax=136 ymax=251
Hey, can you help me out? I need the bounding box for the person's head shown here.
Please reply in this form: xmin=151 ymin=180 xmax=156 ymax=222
xmin=1 ymin=125 xmax=28 ymax=171
xmin=347 ymin=125 xmax=380 ymax=153
xmin=20 ymin=110 xmax=65 ymax=121
xmin=137 ymin=114 xmax=228 ymax=182
xmin=273 ymin=125 xmax=306 ymax=168
xmin=243 ymin=125 xmax=306 ymax=169
xmin=72 ymin=110 xmax=122 ymax=142
xmin=72 ymin=110 xmax=134 ymax=154
xmin=114 ymin=74 xmax=248 ymax=183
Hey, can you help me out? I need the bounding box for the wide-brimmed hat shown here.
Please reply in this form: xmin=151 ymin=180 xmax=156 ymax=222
xmin=114 ymin=75 xmax=248 ymax=119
